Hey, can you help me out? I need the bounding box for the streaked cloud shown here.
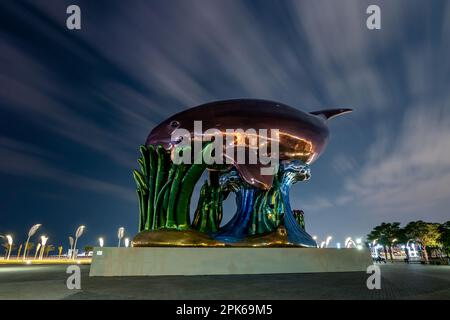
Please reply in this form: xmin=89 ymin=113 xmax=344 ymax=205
xmin=0 ymin=136 xmax=135 ymax=202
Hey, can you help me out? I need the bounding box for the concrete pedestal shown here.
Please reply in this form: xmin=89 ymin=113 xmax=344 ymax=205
xmin=89 ymin=247 xmax=372 ymax=277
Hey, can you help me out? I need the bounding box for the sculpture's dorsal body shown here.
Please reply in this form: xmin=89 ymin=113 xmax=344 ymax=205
xmin=146 ymin=99 xmax=351 ymax=189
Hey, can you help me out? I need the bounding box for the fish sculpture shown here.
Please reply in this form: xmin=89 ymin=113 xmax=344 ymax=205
xmin=146 ymin=99 xmax=351 ymax=189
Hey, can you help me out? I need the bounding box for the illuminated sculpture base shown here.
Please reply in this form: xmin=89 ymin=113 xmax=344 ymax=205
xmin=132 ymin=226 xmax=310 ymax=248
xmin=89 ymin=247 xmax=372 ymax=277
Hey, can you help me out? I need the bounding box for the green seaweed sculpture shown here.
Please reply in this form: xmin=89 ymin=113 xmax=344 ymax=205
xmin=133 ymin=143 xmax=215 ymax=232
xmin=132 ymin=144 xmax=314 ymax=246
xmin=192 ymin=180 xmax=224 ymax=233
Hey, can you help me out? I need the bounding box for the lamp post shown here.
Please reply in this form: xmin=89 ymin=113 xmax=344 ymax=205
xmin=117 ymin=227 xmax=125 ymax=247
xmin=345 ymin=237 xmax=350 ymax=248
xmin=39 ymin=236 xmax=48 ymax=260
xmin=22 ymin=224 xmax=41 ymax=260
xmin=345 ymin=237 xmax=350 ymax=247
xmin=6 ymin=235 xmax=13 ymax=260
xmin=356 ymin=238 xmax=363 ymax=250
xmin=72 ymin=225 xmax=85 ymax=260
xmin=98 ymin=237 xmax=104 ymax=248
xmin=68 ymin=236 xmax=74 ymax=259
xmin=345 ymin=237 xmax=356 ymax=248
xmin=312 ymin=236 xmax=319 ymax=248
xmin=16 ymin=244 xmax=23 ymax=260
xmin=371 ymin=239 xmax=378 ymax=256
xmin=34 ymin=243 xmax=41 ymax=259
xmin=325 ymin=236 xmax=332 ymax=248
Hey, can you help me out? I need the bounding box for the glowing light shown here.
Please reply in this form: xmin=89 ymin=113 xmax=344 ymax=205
xmin=39 ymin=236 xmax=49 ymax=260
xmin=98 ymin=237 xmax=104 ymax=248
xmin=345 ymin=237 xmax=357 ymax=248
xmin=23 ymin=224 xmax=42 ymax=261
xmin=41 ymin=235 xmax=48 ymax=246
xmin=356 ymin=238 xmax=362 ymax=244
xmin=336 ymin=242 xmax=341 ymax=249
xmin=124 ymin=238 xmax=130 ymax=248
xmin=118 ymin=227 xmax=125 ymax=247
xmin=325 ymin=236 xmax=332 ymax=248
xmin=72 ymin=225 xmax=86 ymax=260
xmin=5 ymin=235 xmax=13 ymax=260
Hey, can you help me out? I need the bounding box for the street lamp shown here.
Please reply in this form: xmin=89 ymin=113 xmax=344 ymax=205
xmin=22 ymin=224 xmax=42 ymax=260
xmin=98 ymin=237 xmax=104 ymax=248
xmin=325 ymin=236 xmax=332 ymax=248
xmin=336 ymin=242 xmax=341 ymax=249
xmin=117 ymin=227 xmax=125 ymax=247
xmin=356 ymin=238 xmax=363 ymax=250
xmin=124 ymin=238 xmax=130 ymax=248
xmin=312 ymin=235 xmax=319 ymax=248
xmin=68 ymin=236 xmax=74 ymax=259
xmin=34 ymin=243 xmax=41 ymax=259
xmin=72 ymin=225 xmax=85 ymax=260
xmin=320 ymin=241 xmax=326 ymax=248
xmin=345 ymin=237 xmax=356 ymax=248
xmin=39 ymin=236 xmax=48 ymax=260
xmin=6 ymin=235 xmax=13 ymax=260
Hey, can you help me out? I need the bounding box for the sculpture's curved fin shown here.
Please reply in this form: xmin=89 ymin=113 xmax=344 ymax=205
xmin=310 ymin=108 xmax=352 ymax=120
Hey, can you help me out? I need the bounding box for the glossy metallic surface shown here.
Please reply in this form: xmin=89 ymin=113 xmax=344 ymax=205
xmin=132 ymin=229 xmax=225 ymax=247
xmin=278 ymin=160 xmax=316 ymax=247
xmin=132 ymin=227 xmax=312 ymax=247
xmin=146 ymin=99 xmax=351 ymax=189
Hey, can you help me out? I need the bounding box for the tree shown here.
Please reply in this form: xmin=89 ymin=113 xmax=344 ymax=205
xmin=44 ymin=245 xmax=55 ymax=257
xmin=404 ymin=221 xmax=441 ymax=263
xmin=438 ymin=221 xmax=450 ymax=256
xmin=84 ymin=246 xmax=94 ymax=254
xmin=25 ymin=242 xmax=35 ymax=254
xmin=367 ymin=222 xmax=401 ymax=261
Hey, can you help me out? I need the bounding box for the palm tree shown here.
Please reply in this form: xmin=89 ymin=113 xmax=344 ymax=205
xmin=25 ymin=242 xmax=35 ymax=255
xmin=44 ymin=245 xmax=55 ymax=257
xmin=84 ymin=246 xmax=94 ymax=256
xmin=367 ymin=222 xmax=401 ymax=261
xmin=404 ymin=221 xmax=441 ymax=263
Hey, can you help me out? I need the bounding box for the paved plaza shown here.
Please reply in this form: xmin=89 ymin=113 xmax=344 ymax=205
xmin=0 ymin=263 xmax=448 ymax=300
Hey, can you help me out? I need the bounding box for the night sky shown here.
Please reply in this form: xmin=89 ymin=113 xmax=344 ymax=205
xmin=1 ymin=0 xmax=449 ymax=251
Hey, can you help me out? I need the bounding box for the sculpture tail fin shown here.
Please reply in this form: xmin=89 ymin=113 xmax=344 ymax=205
xmin=310 ymin=108 xmax=352 ymax=120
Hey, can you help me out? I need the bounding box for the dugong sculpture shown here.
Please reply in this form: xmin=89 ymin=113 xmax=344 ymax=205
xmin=146 ymin=99 xmax=351 ymax=189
